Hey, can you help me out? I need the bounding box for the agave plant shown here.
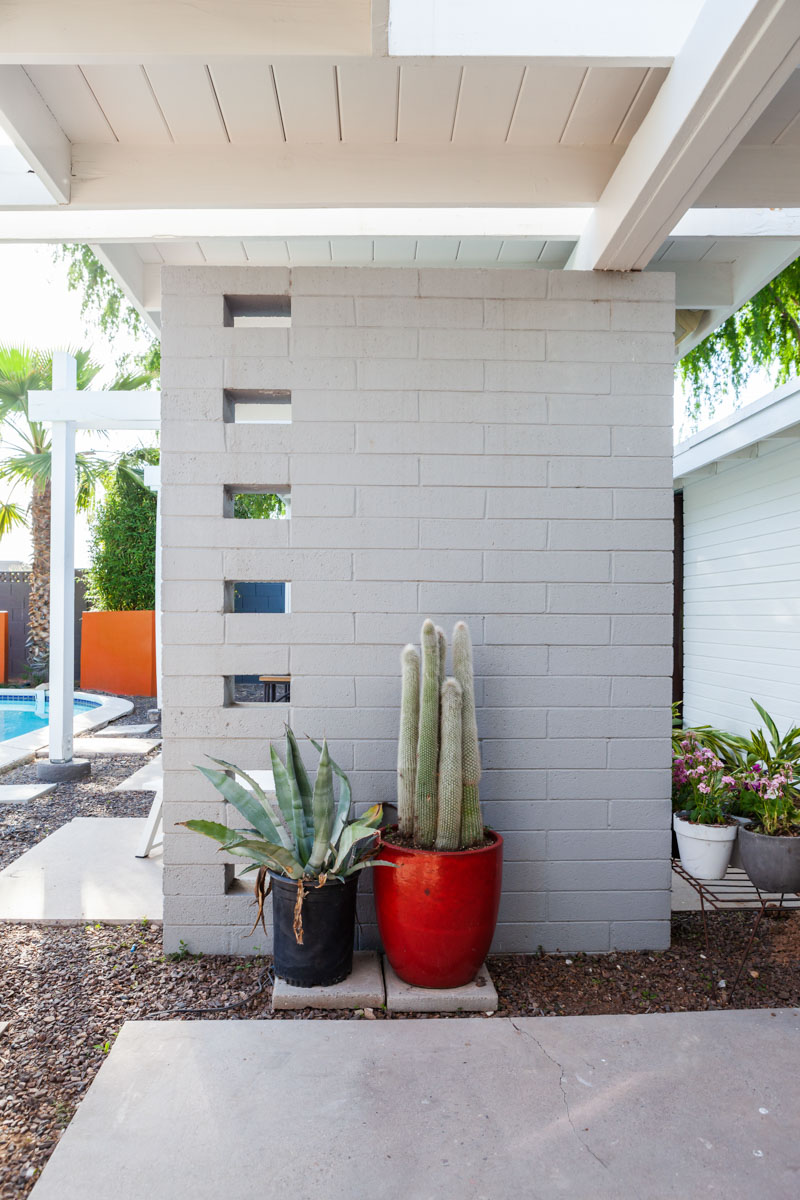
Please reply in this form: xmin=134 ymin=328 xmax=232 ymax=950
xmin=180 ymin=727 xmax=387 ymax=934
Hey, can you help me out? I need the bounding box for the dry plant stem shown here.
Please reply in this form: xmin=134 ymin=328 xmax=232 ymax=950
xmin=397 ymin=643 xmax=420 ymax=837
xmin=414 ymin=619 xmax=440 ymax=847
xmin=435 ymin=678 xmax=463 ymax=850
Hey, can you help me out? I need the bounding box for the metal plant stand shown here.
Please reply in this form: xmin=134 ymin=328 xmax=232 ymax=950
xmin=672 ymin=859 xmax=800 ymax=1001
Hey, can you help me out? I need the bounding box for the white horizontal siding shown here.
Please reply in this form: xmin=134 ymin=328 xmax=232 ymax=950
xmin=683 ymin=438 xmax=800 ymax=737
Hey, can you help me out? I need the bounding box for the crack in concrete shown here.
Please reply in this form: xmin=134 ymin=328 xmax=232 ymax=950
xmin=510 ymin=1020 xmax=611 ymax=1174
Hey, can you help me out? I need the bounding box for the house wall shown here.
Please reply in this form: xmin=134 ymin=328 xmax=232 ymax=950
xmin=682 ymin=437 xmax=800 ymax=737
xmin=160 ymin=265 xmax=675 ymax=956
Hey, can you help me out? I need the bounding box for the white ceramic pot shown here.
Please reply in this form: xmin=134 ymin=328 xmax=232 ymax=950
xmin=673 ymin=813 xmax=737 ymax=880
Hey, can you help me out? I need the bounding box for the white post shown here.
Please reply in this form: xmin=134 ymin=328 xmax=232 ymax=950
xmin=47 ymin=352 xmax=77 ymax=766
xmin=143 ymin=464 xmax=162 ymax=710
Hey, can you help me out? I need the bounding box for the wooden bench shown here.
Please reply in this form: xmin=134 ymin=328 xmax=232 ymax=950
xmin=258 ymin=674 xmax=291 ymax=703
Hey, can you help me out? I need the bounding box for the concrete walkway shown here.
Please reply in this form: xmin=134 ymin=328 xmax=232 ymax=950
xmin=0 ymin=818 xmax=162 ymax=923
xmin=30 ymin=1009 xmax=800 ymax=1199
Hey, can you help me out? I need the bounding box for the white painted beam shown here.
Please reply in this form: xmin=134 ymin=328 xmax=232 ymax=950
xmin=90 ymin=243 xmax=160 ymax=337
xmin=0 ymin=66 xmax=70 ymax=203
xmin=672 ymin=207 xmax=800 ymax=238
xmin=388 ymin=0 xmax=701 ymax=60
xmin=649 ymin=262 xmax=734 ymax=308
xmin=29 ymin=391 xmax=160 ymax=429
xmin=568 ymin=0 xmax=800 ymax=271
xmin=66 ymin=144 xmax=618 ymax=209
xmin=673 ymin=377 xmax=800 ymax=479
xmin=0 ymin=0 xmax=371 ymax=60
xmin=698 ymin=146 xmax=800 ymax=208
xmin=143 ymin=465 xmax=162 ymax=713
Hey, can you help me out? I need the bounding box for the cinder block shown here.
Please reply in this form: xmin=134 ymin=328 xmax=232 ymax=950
xmin=609 ymin=799 xmax=672 ymax=829
xmin=291 ymin=516 xmax=418 ymax=548
xmin=497 ymin=891 xmax=547 ymax=923
xmin=354 ymin=549 xmax=482 ymax=581
xmin=547 ymin=394 xmax=669 ymax=426
xmin=611 ymin=615 xmax=673 ymax=645
xmin=547 ymin=330 xmax=675 ymax=365
xmin=291 ymin=453 xmax=418 ymax=486
xmin=355 ymin=296 xmax=483 ymax=328
xmin=612 ymin=426 xmax=674 ymax=456
xmin=607 ymin=738 xmax=672 ymax=769
xmin=485 ymin=490 xmax=613 ymax=521
xmin=418 ymin=328 xmax=545 ymax=360
xmin=357 ymin=485 xmax=486 ymax=519
xmin=355 ymin=422 xmax=483 ymax=455
xmin=291 ymin=486 xmax=355 ymax=517
xmin=613 ymin=552 xmax=673 ymax=583
xmin=481 ymin=738 xmax=605 ymax=770
xmin=419 ymin=391 xmax=547 ymax=424
xmin=548 ymin=519 xmax=673 ymax=551
xmin=420 ymin=519 xmax=546 ymax=551
xmin=610 ymin=920 xmax=671 ymax=951
xmin=290 ymin=295 xmax=356 ymax=326
xmin=418 ymin=268 xmax=548 ymax=298
xmin=418 ymin=581 xmax=545 ymax=614
xmin=484 ymin=298 xmax=610 ymax=331
xmin=224 ymin=612 xmax=354 ymax=644
xmin=484 ymin=550 xmax=609 ymax=582
xmin=484 ymin=614 xmax=610 ymax=645
xmin=484 ymin=361 xmax=611 ymax=394
xmin=294 ymin=266 xmax=419 ymax=296
xmin=547 ymin=583 xmax=673 ymax=615
xmin=291 ymin=326 xmax=418 ymax=359
xmin=548 ymin=458 xmax=673 ymax=490
xmin=612 ymin=362 xmax=675 ymax=396
xmin=162 ymin=417 xmax=227 ymax=452
xmin=548 ymin=890 xmax=669 ymax=923
xmin=420 ymin=455 xmax=547 ymax=488
xmin=160 ymin=356 xmax=224 ymax=389
xmin=547 ymin=271 xmax=674 ymax=302
xmin=222 ymin=549 xmax=352 ymax=581
xmin=162 ymin=264 xmax=290 ymax=295
xmin=543 ymin=859 xmax=672 ymax=892
xmin=160 ymin=293 xmax=228 ymax=328
xmin=357 ymin=358 xmax=484 ymax=392
xmin=547 ymin=772 xmax=669 ymax=804
xmin=292 ymin=389 xmax=418 ymax=423
xmin=484 ymin=424 xmax=610 ymax=456
xmin=613 ymin=490 xmax=675 ymax=519
xmin=610 ymin=301 xmax=676 ymax=332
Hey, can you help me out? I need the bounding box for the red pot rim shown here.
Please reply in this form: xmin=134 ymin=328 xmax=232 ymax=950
xmin=379 ymin=826 xmax=503 ymax=859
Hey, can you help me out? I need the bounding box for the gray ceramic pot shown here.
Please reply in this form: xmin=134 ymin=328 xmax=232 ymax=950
xmin=738 ymin=826 xmax=800 ymax=894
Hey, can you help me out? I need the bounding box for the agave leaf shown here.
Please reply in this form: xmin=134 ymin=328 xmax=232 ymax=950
xmin=308 ymin=735 xmax=352 ymax=846
xmin=222 ymin=837 xmax=304 ymax=879
xmin=308 ymin=737 xmax=335 ymax=871
xmin=204 ymin=756 xmax=293 ymax=846
xmin=179 ymin=819 xmax=239 ymax=847
xmin=287 ymin=727 xmax=314 ymax=838
xmin=196 ymin=765 xmax=293 ymax=850
xmin=330 ymin=817 xmax=381 ymax=875
xmin=270 ymin=744 xmax=310 ymax=863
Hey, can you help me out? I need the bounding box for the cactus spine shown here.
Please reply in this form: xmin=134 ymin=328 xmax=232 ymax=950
xmin=397 ymin=644 xmax=420 ymax=837
xmin=435 ymin=678 xmax=463 ymax=850
xmin=414 ymin=619 xmax=441 ymax=845
xmin=397 ymin=618 xmax=484 ymax=851
xmin=453 ymin=621 xmax=483 ymax=848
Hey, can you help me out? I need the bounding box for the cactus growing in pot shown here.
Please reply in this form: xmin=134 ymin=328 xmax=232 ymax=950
xmin=375 ymin=619 xmax=503 ymax=988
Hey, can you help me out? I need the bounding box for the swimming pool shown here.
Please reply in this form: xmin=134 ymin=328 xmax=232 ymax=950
xmin=0 ymin=693 xmax=102 ymax=741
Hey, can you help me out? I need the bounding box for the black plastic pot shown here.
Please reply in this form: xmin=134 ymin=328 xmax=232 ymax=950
xmin=738 ymin=826 xmax=800 ymax=894
xmin=270 ymin=871 xmax=359 ymax=987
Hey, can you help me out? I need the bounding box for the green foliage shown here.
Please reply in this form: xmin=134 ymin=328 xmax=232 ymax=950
xmin=233 ymin=492 xmax=285 ymax=519
xmin=183 ymin=728 xmax=387 ymax=885
xmin=86 ymin=448 xmax=159 ymax=611
xmin=679 ymin=258 xmax=800 ymax=418
xmin=57 ymin=244 xmax=161 ymax=377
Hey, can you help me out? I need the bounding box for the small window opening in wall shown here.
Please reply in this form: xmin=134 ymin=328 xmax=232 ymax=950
xmin=224 ymin=486 xmax=290 ymax=519
xmin=224 ymin=294 xmax=291 ymax=328
xmin=224 ymin=389 xmax=292 ymax=424
xmin=226 ymin=675 xmax=291 ymax=704
xmin=225 ymin=581 xmax=290 ymax=614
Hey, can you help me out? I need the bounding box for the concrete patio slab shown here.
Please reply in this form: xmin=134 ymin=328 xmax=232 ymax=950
xmin=272 ymin=952 xmax=384 ymax=1011
xmin=51 ymin=737 xmax=160 ymax=757
xmin=0 ymin=783 xmax=55 ymax=804
xmin=94 ymin=724 xmax=156 ymax=738
xmin=30 ymin=1009 xmax=800 ymax=1200
xmin=384 ymin=960 xmax=498 ymax=1012
xmin=0 ymin=818 xmax=162 ymax=923
xmin=112 ymin=755 xmax=163 ymax=793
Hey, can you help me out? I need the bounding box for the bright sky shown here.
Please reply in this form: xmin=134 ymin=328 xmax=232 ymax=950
xmin=0 ymin=244 xmax=156 ymax=567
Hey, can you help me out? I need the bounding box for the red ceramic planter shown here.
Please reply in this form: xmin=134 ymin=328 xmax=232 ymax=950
xmin=373 ymin=829 xmax=503 ymax=988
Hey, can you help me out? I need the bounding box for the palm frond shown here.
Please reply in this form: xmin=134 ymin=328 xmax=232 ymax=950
xmin=0 ymin=500 xmax=28 ymax=537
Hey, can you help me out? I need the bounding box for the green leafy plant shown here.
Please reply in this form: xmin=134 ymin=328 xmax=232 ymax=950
xmin=723 ymin=699 xmax=800 ymax=781
xmin=733 ymin=763 xmax=800 ymax=835
xmin=181 ymin=727 xmax=389 ymax=934
xmin=85 ymin=448 xmax=159 ymax=611
xmin=397 ymin=619 xmax=484 ymax=850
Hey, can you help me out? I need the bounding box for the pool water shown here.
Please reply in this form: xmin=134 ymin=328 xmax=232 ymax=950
xmin=0 ymin=696 xmax=100 ymax=741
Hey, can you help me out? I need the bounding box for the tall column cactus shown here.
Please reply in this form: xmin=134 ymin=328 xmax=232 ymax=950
xmin=396 ymin=618 xmax=484 ymax=851
xmin=414 ymin=619 xmax=440 ymax=846
xmin=397 ymin=644 xmax=420 ymax=837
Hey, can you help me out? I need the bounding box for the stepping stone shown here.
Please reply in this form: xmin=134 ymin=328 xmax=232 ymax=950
xmin=95 ymin=724 xmax=156 ymax=738
xmin=58 ymin=738 xmax=160 ymax=757
xmin=383 ymin=960 xmax=498 ymax=1013
xmin=113 ymin=755 xmax=163 ymax=793
xmin=272 ymin=952 xmax=384 ymax=1011
xmin=0 ymin=1022 xmax=7 ymax=1037
xmin=0 ymin=817 xmax=162 ymax=923
xmin=0 ymin=783 xmax=55 ymax=805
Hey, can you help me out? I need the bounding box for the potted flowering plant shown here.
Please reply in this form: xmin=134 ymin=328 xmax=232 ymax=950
xmin=672 ymin=735 xmax=739 ymax=879
xmin=734 ymin=763 xmax=800 ymax=893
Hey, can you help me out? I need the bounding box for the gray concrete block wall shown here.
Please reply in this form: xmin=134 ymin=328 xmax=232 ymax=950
xmin=160 ymin=265 xmax=675 ymax=956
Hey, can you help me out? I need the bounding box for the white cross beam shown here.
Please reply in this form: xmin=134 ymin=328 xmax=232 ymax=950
xmin=29 ymin=353 xmax=160 ymax=773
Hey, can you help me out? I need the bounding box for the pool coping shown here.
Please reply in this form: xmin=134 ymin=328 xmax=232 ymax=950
xmin=0 ymin=691 xmax=134 ymax=774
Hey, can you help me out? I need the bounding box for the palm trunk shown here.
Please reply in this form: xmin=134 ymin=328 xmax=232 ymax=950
xmin=27 ymin=480 xmax=51 ymax=673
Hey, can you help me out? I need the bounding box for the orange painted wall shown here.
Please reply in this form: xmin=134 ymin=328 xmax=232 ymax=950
xmin=80 ymin=610 xmax=156 ymax=697
xmin=0 ymin=612 xmax=7 ymax=684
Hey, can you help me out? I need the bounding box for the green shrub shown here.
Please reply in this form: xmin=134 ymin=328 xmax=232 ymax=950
xmin=86 ymin=453 xmax=157 ymax=611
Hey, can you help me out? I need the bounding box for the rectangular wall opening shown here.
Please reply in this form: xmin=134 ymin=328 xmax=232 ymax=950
xmin=225 ymin=581 xmax=290 ymax=614
xmin=224 ymin=389 xmax=291 ymax=424
xmin=224 ymin=486 xmax=290 ymax=519
xmin=225 ymin=675 xmax=291 ymax=705
xmin=223 ymin=294 xmax=291 ymax=328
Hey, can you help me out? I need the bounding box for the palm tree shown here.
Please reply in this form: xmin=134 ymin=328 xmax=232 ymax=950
xmin=0 ymin=346 xmax=153 ymax=674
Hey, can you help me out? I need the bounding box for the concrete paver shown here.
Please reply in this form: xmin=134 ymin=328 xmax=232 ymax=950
xmin=55 ymin=737 xmax=160 ymax=757
xmin=29 ymin=1009 xmax=800 ymax=1200
xmin=0 ymin=817 xmax=162 ymax=923
xmin=95 ymin=724 xmax=157 ymax=738
xmin=0 ymin=783 xmax=55 ymax=805
xmin=112 ymin=755 xmax=163 ymax=793
xmin=272 ymin=951 xmax=384 ymax=1010
xmin=384 ymin=960 xmax=498 ymax=1012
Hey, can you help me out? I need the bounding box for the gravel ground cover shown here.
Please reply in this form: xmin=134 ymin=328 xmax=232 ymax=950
xmin=1 ymin=908 xmax=799 ymax=1198
xmin=0 ymin=696 xmax=159 ymax=872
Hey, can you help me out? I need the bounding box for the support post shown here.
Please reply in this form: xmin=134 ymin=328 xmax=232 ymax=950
xmin=37 ymin=352 xmax=90 ymax=782
xmin=143 ymin=464 xmax=162 ymax=712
